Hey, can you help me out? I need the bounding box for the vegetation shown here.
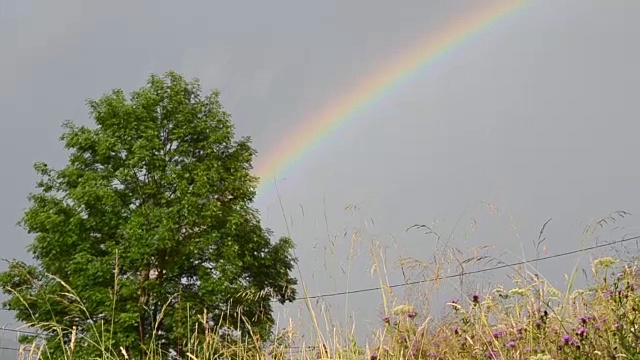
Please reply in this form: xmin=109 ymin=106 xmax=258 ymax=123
xmin=1 ymin=71 xmax=639 ymax=360
xmin=4 ymin=231 xmax=640 ymax=360
xmin=0 ymin=71 xmax=298 ymax=359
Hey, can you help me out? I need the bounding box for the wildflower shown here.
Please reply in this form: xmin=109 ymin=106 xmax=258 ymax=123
xmin=382 ymin=315 xmax=390 ymax=324
xmin=541 ymin=309 xmax=549 ymax=319
xmin=400 ymin=334 xmax=408 ymax=343
xmin=370 ymin=352 xmax=378 ymax=360
xmin=516 ymin=326 xmax=525 ymax=335
xmin=593 ymin=257 xmax=618 ymax=270
xmin=576 ymin=326 xmax=586 ymax=337
xmin=410 ymin=339 xmax=421 ymax=355
xmin=614 ymin=323 xmax=621 ymax=331
xmin=472 ymin=293 xmax=481 ymax=304
xmin=486 ymin=349 xmax=500 ymax=359
xmin=562 ymin=334 xmax=572 ymax=344
xmin=534 ymin=320 xmax=543 ymax=328
xmin=492 ymin=328 xmax=505 ymax=339
xmin=595 ymin=323 xmax=602 ymax=330
xmin=507 ymin=341 xmax=516 ymax=349
xmin=453 ymin=325 xmax=460 ymax=335
xmin=407 ymin=311 xmax=417 ymax=319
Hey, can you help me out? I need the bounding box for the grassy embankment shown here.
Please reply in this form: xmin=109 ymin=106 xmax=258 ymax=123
xmin=6 ymin=210 xmax=640 ymax=360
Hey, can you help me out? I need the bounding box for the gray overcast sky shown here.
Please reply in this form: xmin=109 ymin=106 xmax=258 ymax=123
xmin=1 ymin=0 xmax=640 ymax=349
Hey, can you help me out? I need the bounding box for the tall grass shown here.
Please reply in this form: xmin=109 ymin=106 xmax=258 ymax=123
xmin=4 ymin=210 xmax=640 ymax=360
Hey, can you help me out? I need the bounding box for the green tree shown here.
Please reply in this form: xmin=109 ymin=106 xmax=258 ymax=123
xmin=0 ymin=71 xmax=298 ymax=359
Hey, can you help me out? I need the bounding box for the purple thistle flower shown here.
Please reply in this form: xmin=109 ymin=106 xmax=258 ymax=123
xmin=370 ymin=352 xmax=378 ymax=360
xmin=453 ymin=325 xmax=460 ymax=335
xmin=407 ymin=311 xmax=417 ymax=319
xmin=507 ymin=341 xmax=516 ymax=349
xmin=534 ymin=320 xmax=542 ymax=328
xmin=577 ymin=326 xmax=586 ymax=337
xmin=382 ymin=315 xmax=390 ymax=324
xmin=562 ymin=334 xmax=572 ymax=344
xmin=410 ymin=339 xmax=421 ymax=354
xmin=472 ymin=293 xmax=481 ymax=304
xmin=485 ymin=349 xmax=500 ymax=360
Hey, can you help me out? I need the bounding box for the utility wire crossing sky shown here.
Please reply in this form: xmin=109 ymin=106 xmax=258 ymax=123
xmin=1 ymin=232 xmax=637 ymax=328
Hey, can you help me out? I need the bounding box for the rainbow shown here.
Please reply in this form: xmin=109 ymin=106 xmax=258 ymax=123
xmin=253 ymin=1 xmax=530 ymax=199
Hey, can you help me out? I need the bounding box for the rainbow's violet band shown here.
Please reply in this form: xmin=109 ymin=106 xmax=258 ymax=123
xmin=253 ymin=1 xmax=530 ymax=200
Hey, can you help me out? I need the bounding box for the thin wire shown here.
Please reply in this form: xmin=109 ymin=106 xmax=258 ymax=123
xmin=1 ymin=327 xmax=40 ymax=336
xmin=0 ymin=234 xmax=638 ymax=337
xmin=285 ymin=234 xmax=640 ymax=301
xmin=0 ymin=346 xmax=19 ymax=351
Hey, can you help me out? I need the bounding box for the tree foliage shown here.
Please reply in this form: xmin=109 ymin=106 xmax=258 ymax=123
xmin=0 ymin=71 xmax=298 ymax=359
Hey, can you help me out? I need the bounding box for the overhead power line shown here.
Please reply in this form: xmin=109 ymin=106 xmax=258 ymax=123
xmin=0 ymin=346 xmax=19 ymax=351
xmin=0 ymin=234 xmax=638 ymax=338
xmin=1 ymin=327 xmax=40 ymax=336
xmin=287 ymin=234 xmax=640 ymax=302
